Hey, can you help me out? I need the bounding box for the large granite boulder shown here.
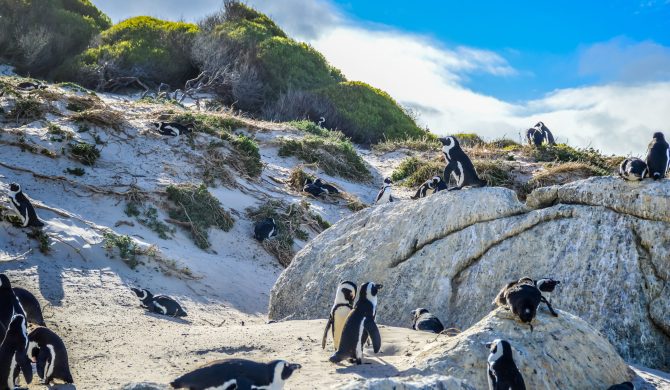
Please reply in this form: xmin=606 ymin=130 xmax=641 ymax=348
xmin=269 ymin=177 xmax=670 ymax=369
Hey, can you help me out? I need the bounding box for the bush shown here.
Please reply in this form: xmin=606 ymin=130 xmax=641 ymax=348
xmin=520 ymin=162 xmax=608 ymax=198
xmin=373 ymin=136 xmax=440 ymax=153
xmin=453 ymin=133 xmax=484 ymax=147
xmin=59 ymin=16 xmax=199 ymax=87
xmin=230 ymin=134 xmax=262 ymax=177
xmin=165 ymin=184 xmax=234 ymax=249
xmin=278 ymin=132 xmax=371 ymax=181
xmin=68 ymin=141 xmax=100 ymax=165
xmin=287 ymin=120 xmax=330 ymax=137
xmin=103 ymin=232 xmax=143 ymax=268
xmin=9 ymin=96 xmax=45 ymax=121
xmin=288 ymin=166 xmax=316 ymax=191
xmin=473 ymin=160 xmax=513 ymax=187
xmin=531 ymin=144 xmax=618 ymax=172
xmin=391 ymin=157 xmax=443 ymax=187
xmin=263 ymin=89 xmax=337 ymax=124
xmin=0 ymin=0 xmax=111 ymax=77
xmin=315 ymin=81 xmax=428 ymax=144
xmin=169 ymin=112 xmax=245 ymax=135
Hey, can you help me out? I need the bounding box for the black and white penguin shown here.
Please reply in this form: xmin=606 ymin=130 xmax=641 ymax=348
xmin=525 ymin=127 xmax=544 ymax=147
xmin=411 ymin=177 xmax=436 ymax=200
xmin=607 ymin=382 xmax=635 ymax=390
xmin=16 ymin=82 xmax=46 ymax=91
xmin=170 ymin=359 xmax=301 ymax=390
xmin=411 ymin=308 xmax=445 ymax=334
xmin=486 ymin=339 xmax=526 ymax=390
xmin=619 ymin=158 xmax=648 ymax=181
xmin=645 ymin=132 xmax=669 ymax=180
xmin=8 ymin=183 xmax=44 ymax=228
xmin=322 ymin=281 xmax=357 ymax=351
xmin=131 ymin=288 xmax=187 ymax=317
xmin=439 ymin=137 xmax=487 ymax=190
xmin=152 ymin=122 xmax=192 ymax=137
xmin=0 ymin=275 xmax=26 ymax=334
xmin=432 ymin=175 xmax=448 ymax=193
xmin=314 ymin=178 xmax=339 ymax=195
xmin=535 ymin=121 xmax=556 ymax=145
xmin=329 ymin=282 xmax=382 ymax=365
xmin=375 ymin=177 xmax=394 ymax=204
xmin=254 ymin=218 xmax=277 ymax=241
xmin=303 ymin=181 xmax=326 ymax=197
xmin=494 ymin=278 xmax=558 ymax=331
xmin=534 ymin=278 xmax=560 ymax=304
xmin=27 ymin=326 xmax=74 ymax=385
xmin=13 ymin=287 xmax=45 ymax=326
xmin=0 ymin=314 xmax=32 ymax=390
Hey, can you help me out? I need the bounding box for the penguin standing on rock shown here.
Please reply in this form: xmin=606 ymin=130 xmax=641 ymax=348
xmin=27 ymin=327 xmax=74 ymax=385
xmin=329 ymin=282 xmax=382 ymax=365
xmin=645 ymin=132 xmax=669 ymax=180
xmin=494 ymin=277 xmax=557 ymax=331
xmin=375 ymin=178 xmax=394 ymax=204
xmin=411 ymin=308 xmax=444 ymax=334
xmin=322 ymin=281 xmax=357 ymax=351
xmin=8 ymin=183 xmax=44 ymax=228
xmin=13 ymin=287 xmax=45 ymax=326
xmin=131 ymin=288 xmax=187 ymax=317
xmin=486 ymin=339 xmax=526 ymax=390
xmin=619 ymin=158 xmax=647 ymax=181
xmin=254 ymin=218 xmax=277 ymax=241
xmin=0 ymin=314 xmax=32 ymax=390
xmin=152 ymin=122 xmax=192 ymax=137
xmin=534 ymin=278 xmax=560 ymax=304
xmin=439 ymin=137 xmax=486 ymax=190
xmin=170 ymin=359 xmax=301 ymax=390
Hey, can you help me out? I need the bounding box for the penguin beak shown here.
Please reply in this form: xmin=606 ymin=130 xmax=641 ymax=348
xmin=377 ymin=284 xmax=383 ymax=289
xmin=289 ymin=363 xmax=302 ymax=370
xmin=485 ymin=342 xmax=492 ymax=349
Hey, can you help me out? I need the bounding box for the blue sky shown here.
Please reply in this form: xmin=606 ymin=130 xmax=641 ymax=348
xmin=92 ymin=0 xmax=670 ymax=154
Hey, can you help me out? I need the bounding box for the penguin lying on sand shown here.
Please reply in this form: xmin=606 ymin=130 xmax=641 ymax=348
xmin=322 ymin=281 xmax=357 ymax=351
xmin=152 ymin=122 xmax=192 ymax=137
xmin=254 ymin=218 xmax=277 ymax=241
xmin=28 ymin=327 xmax=74 ymax=385
xmin=13 ymin=287 xmax=45 ymax=326
xmin=303 ymin=181 xmax=326 ymax=197
xmin=131 ymin=288 xmax=187 ymax=317
xmin=486 ymin=339 xmax=526 ymax=390
xmin=494 ymin=277 xmax=557 ymax=331
xmin=411 ymin=308 xmax=444 ymax=334
xmin=375 ymin=178 xmax=394 ymax=204
xmin=439 ymin=137 xmax=486 ymax=190
xmin=8 ymin=183 xmax=44 ymax=228
xmin=16 ymin=82 xmax=46 ymax=91
xmin=314 ymin=178 xmax=339 ymax=194
xmin=645 ymin=132 xmax=669 ymax=180
xmin=329 ymin=282 xmax=382 ymax=365
xmin=170 ymin=359 xmax=301 ymax=390
xmin=619 ymin=158 xmax=647 ymax=181
xmin=0 ymin=314 xmax=32 ymax=390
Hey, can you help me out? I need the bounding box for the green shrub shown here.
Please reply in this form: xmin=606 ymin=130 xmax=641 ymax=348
xmin=315 ymin=81 xmax=427 ymax=144
xmin=59 ymin=16 xmax=199 ymax=87
xmin=0 ymin=0 xmax=111 ymax=77
xmin=170 ymin=112 xmax=245 ymax=135
xmin=278 ymin=132 xmax=371 ymax=181
xmin=391 ymin=157 xmax=425 ymax=182
xmin=531 ymin=144 xmax=617 ymax=172
xmin=288 ymin=120 xmax=330 ymax=137
xmin=394 ymin=159 xmax=443 ymax=188
xmin=230 ymin=134 xmax=262 ymax=177
xmin=473 ymin=160 xmax=513 ymax=187
xmin=373 ymin=136 xmax=440 ymax=153
xmin=27 ymin=229 xmax=50 ymax=254
xmin=103 ymin=232 xmax=142 ymax=268
xmin=288 ymin=166 xmax=316 ymax=191
xmin=9 ymin=97 xmax=44 ymax=121
xmin=453 ymin=133 xmax=484 ymax=147
xmin=125 ymin=202 xmax=175 ymax=240
xmin=165 ymin=184 xmax=234 ymax=249
xmin=488 ymin=138 xmax=521 ymax=149
xmin=68 ymin=142 xmax=100 ymax=165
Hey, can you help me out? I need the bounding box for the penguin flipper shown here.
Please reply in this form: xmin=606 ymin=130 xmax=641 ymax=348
xmin=321 ymin=316 xmax=333 ymax=349
xmin=541 ymin=296 xmax=559 ymax=317
xmin=36 ymin=347 xmax=48 ymax=381
xmin=364 ymin=318 xmax=381 ymax=353
xmin=17 ymin=350 xmax=33 ymax=384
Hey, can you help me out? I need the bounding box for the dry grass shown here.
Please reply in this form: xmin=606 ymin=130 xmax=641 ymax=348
xmin=373 ymin=136 xmax=441 ymax=153
xmin=199 ymin=146 xmax=236 ymax=187
xmin=520 ymin=162 xmax=608 ymax=197
xmin=473 ymin=160 xmax=514 ymax=187
xmin=288 ymin=165 xmax=317 ymax=192
xmin=71 ymin=109 xmax=127 ymax=131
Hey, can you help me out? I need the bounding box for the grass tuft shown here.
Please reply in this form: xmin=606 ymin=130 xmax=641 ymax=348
xmin=9 ymin=97 xmax=44 ymax=121
xmin=372 ymin=136 xmax=440 ymax=153
xmin=169 ymin=112 xmax=245 ymax=135
xmin=473 ymin=160 xmax=513 ymax=187
xmin=288 ymin=165 xmax=316 ymax=191
xmin=453 ymin=133 xmax=485 ymax=147
xmin=71 ymin=109 xmax=126 ymax=131
xmin=68 ymin=142 xmax=100 ymax=166
xmin=103 ymin=232 xmax=143 ymax=269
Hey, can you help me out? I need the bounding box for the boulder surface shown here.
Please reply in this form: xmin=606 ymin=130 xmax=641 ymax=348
xmin=269 ymin=177 xmax=670 ymax=369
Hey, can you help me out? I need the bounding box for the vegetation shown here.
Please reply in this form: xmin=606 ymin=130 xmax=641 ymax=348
xmin=59 ymin=16 xmax=199 ymax=87
xmin=9 ymin=97 xmax=45 ymax=121
xmin=65 ymin=167 xmax=85 ymax=176
xmin=27 ymin=229 xmax=50 ymax=254
xmin=165 ymin=184 xmax=234 ymax=249
xmin=48 ymin=123 xmax=73 ymax=142
xmin=170 ymin=112 xmax=245 ymax=135
xmin=453 ymin=133 xmax=485 ymax=147
xmin=230 ymin=134 xmax=263 ymax=177
xmin=473 ymin=160 xmax=513 ymax=187
xmin=288 ymin=166 xmax=316 ymax=192
xmin=0 ymin=0 xmax=111 ymax=77
xmin=71 ymin=108 xmax=126 ymax=131
xmin=68 ymin=142 xmax=100 ymax=165
xmin=278 ymin=132 xmax=371 ymax=181
xmin=315 ymin=82 xmax=428 ymax=144
xmin=373 ymin=136 xmax=441 ymax=153
xmin=125 ymin=202 xmax=175 ymax=240
xmin=287 ymin=120 xmax=330 ymax=137
xmin=531 ymin=144 xmax=619 ymax=172
xmin=520 ymin=162 xmax=608 ymax=197
xmin=103 ymin=232 xmax=143 ymax=268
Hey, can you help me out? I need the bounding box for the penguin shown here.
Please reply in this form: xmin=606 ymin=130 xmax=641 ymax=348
xmin=534 ymin=278 xmax=560 ymax=304
xmin=432 ymin=175 xmax=448 ymax=193
xmin=329 ymin=282 xmax=382 ymax=365
xmin=16 ymin=82 xmax=46 ymax=91
xmin=619 ymin=158 xmax=647 ymax=181
xmin=375 ymin=178 xmax=394 ymax=205
xmin=486 ymin=339 xmax=526 ymax=390
xmin=0 ymin=275 xmax=26 ymax=334
xmin=411 ymin=308 xmax=444 ymax=334
xmin=607 ymin=382 xmax=635 ymax=390
xmin=314 ymin=178 xmax=339 ymax=195
xmin=438 ymin=137 xmax=487 ymax=190
xmin=130 ymin=288 xmax=187 ymax=317
xmin=303 ymin=182 xmax=326 ymax=197
xmin=254 ymin=218 xmax=277 ymax=241
xmin=534 ymin=121 xmax=556 ymax=145
xmin=170 ymin=359 xmax=301 ymax=390
xmin=13 ymin=287 xmax=45 ymax=326
xmin=0 ymin=315 xmax=32 ymax=390
xmin=410 ymin=177 xmax=436 ymax=200
xmin=7 ymin=183 xmax=44 ymax=228
xmin=322 ymin=281 xmax=357 ymax=351
xmin=645 ymin=132 xmax=669 ymax=180
xmin=494 ymin=278 xmax=558 ymax=331
xmin=27 ymin=327 xmax=73 ymax=385
xmin=152 ymin=122 xmax=192 ymax=137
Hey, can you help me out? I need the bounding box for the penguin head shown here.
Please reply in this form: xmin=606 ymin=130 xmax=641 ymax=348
xmin=131 ymin=287 xmax=151 ymax=300
xmin=314 ymin=178 xmax=323 ymax=186
xmin=336 ymin=281 xmax=357 ymax=305
xmin=358 ymin=282 xmax=382 ymax=302
xmin=0 ymin=274 xmax=12 ymax=290
xmin=383 ymin=177 xmax=392 ymax=185
xmin=438 ymin=136 xmax=460 ymax=148
xmin=485 ymin=339 xmax=512 ymax=363
xmin=652 ymin=131 xmax=665 ymax=141
xmin=8 ymin=314 xmax=27 ymax=342
xmin=411 ymin=308 xmax=429 ymax=321
xmin=152 ymin=122 xmax=161 ymax=129
xmin=432 ymin=176 xmax=442 ymax=185
xmin=8 ymin=183 xmax=21 ymax=195
xmin=535 ymin=121 xmax=545 ymax=128
xmin=269 ymin=360 xmax=301 ymax=381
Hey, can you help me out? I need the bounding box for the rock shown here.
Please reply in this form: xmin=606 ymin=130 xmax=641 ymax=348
xmin=121 ymin=383 xmax=167 ymax=390
xmin=269 ymin=178 xmax=670 ymax=369
xmin=342 ymin=375 xmax=475 ymax=389
xmin=414 ymin=308 xmax=634 ymax=389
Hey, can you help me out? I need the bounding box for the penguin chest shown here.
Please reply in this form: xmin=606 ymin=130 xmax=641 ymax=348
xmin=332 ymin=307 xmax=350 ymax=350
xmin=378 ymin=188 xmax=391 ymax=204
